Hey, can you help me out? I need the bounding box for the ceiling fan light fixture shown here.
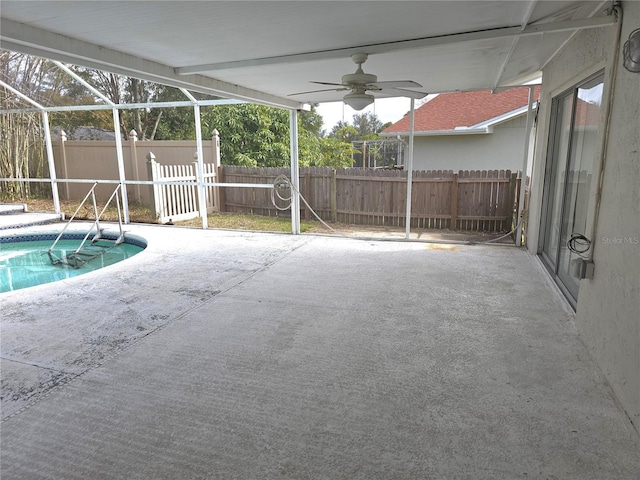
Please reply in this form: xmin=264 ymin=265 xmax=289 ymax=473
xmin=343 ymin=92 xmax=374 ymax=111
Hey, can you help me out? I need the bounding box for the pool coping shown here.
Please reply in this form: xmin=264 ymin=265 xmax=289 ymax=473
xmin=0 ymin=229 xmax=148 ymax=249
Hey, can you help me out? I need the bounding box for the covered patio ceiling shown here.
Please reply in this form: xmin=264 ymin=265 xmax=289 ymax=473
xmin=0 ymin=1 xmax=615 ymax=110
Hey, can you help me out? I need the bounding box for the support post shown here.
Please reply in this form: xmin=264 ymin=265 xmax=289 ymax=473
xmin=194 ymin=154 xmax=202 ymax=214
xmin=404 ymin=99 xmax=416 ymax=239
xmin=362 ymin=141 xmax=367 ymax=168
xmin=112 ymin=108 xmax=130 ymax=223
xmin=41 ymin=111 xmax=61 ymax=214
xmin=511 ymin=173 xmax=519 ymax=233
xmin=129 ymin=130 xmax=141 ymax=203
xmin=211 ymin=129 xmax=221 ymax=212
xmin=193 ymin=103 xmax=208 ymax=229
xmin=146 ymin=152 xmax=161 ymax=221
xmin=289 ymin=109 xmax=301 ymax=234
xmin=516 ymin=86 xmax=535 ymax=246
xmin=58 ymin=129 xmax=70 ymax=201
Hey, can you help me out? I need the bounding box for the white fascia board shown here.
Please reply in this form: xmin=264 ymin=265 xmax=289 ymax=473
xmin=470 ymin=103 xmax=537 ymax=129
xmin=383 ymin=103 xmax=537 ymax=137
xmin=380 ymin=127 xmax=492 ymax=137
xmin=0 ymin=19 xmax=304 ymax=110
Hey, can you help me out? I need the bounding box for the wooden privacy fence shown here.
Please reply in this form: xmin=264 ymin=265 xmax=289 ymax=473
xmin=219 ymin=166 xmax=519 ymax=232
xmin=146 ymin=152 xmax=219 ymax=223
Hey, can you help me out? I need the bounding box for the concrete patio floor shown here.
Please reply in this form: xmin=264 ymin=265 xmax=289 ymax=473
xmin=1 ymin=223 xmax=639 ymax=479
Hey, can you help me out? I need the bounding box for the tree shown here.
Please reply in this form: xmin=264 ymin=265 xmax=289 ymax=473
xmin=317 ymin=137 xmax=356 ymax=168
xmin=351 ymin=112 xmax=386 ymax=139
xmin=201 ymin=104 xmax=289 ymax=167
xmin=200 ymin=103 xmax=343 ymax=168
xmin=299 ymin=104 xmax=324 ymax=137
xmin=152 ymin=105 xmax=195 ymax=141
xmin=329 ymin=123 xmax=359 ymax=143
xmin=328 ymin=112 xmax=387 ymax=141
xmin=1 ymin=52 xmax=55 ymax=198
xmin=64 ymin=67 xmax=185 ymax=140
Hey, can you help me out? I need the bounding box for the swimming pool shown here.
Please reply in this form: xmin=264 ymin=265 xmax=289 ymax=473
xmin=1 ymin=231 xmax=146 ymax=293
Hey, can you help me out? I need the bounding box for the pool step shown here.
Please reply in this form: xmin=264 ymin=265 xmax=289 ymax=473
xmin=53 ymin=245 xmax=110 ymax=268
xmin=0 ymin=204 xmax=27 ymax=215
xmin=49 ymin=235 xmax=125 ymax=269
xmin=0 ymin=204 xmax=64 ymax=230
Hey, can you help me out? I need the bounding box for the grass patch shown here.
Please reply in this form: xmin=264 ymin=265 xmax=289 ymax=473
xmin=18 ymin=197 xmax=155 ymax=224
xmin=9 ymin=196 xmax=322 ymax=234
xmin=174 ymin=212 xmax=316 ymax=233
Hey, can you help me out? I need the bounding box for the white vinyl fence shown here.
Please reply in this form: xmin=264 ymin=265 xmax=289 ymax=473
xmin=146 ymin=152 xmax=219 ymax=223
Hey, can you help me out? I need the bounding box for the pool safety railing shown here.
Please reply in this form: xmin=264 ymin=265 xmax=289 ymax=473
xmin=47 ymin=183 xmax=126 ymax=268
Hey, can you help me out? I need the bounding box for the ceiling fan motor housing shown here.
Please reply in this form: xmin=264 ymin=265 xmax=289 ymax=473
xmin=342 ymin=71 xmax=378 ymax=86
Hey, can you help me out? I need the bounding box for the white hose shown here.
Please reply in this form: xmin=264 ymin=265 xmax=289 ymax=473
xmin=271 ymin=174 xmax=344 ymax=236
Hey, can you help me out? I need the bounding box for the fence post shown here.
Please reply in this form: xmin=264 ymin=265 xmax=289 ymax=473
xmin=58 ymin=129 xmax=70 ymax=200
xmin=146 ymin=152 xmax=161 ymax=221
xmin=211 ymin=129 xmax=221 ymax=212
xmin=218 ymin=165 xmax=226 ymax=212
xmin=512 ymin=172 xmax=520 ymax=234
xmin=330 ymin=169 xmax=337 ymax=222
xmin=304 ymin=170 xmax=311 ymax=220
xmin=451 ymin=172 xmax=459 ymax=230
xmin=129 ymin=130 xmax=141 ymax=203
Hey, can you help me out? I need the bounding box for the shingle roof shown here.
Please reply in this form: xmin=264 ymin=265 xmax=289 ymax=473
xmin=574 ymin=97 xmax=601 ymax=127
xmin=382 ymin=86 xmax=541 ymax=134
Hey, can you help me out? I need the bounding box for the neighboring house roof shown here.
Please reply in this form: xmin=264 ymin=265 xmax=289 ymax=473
xmin=574 ymin=97 xmax=601 ymax=128
xmin=50 ymin=126 xmax=123 ymax=141
xmin=381 ymin=86 xmax=541 ymax=136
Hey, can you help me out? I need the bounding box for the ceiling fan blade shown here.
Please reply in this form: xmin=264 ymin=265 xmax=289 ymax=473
xmin=288 ymin=87 xmax=348 ymax=96
xmin=370 ymin=80 xmax=423 ymax=89
xmin=310 ymin=81 xmax=345 ymax=86
xmin=373 ymin=87 xmax=428 ymax=99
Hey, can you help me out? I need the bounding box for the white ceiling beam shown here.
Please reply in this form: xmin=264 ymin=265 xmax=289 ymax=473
xmin=491 ymin=0 xmax=539 ymax=90
xmin=175 ymin=15 xmax=617 ymax=75
xmin=0 ymin=19 xmax=304 ymax=110
xmin=538 ymin=0 xmax=614 ymax=75
xmin=520 ymin=0 xmax=541 ymax=30
xmin=0 ymin=98 xmax=245 ymax=115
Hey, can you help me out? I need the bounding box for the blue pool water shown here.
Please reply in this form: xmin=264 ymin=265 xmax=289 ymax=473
xmin=1 ymin=233 xmax=146 ymax=293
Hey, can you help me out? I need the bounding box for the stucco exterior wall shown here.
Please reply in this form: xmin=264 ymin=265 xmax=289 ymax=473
xmin=411 ymin=115 xmax=532 ymax=172
xmin=528 ymin=1 xmax=640 ymax=431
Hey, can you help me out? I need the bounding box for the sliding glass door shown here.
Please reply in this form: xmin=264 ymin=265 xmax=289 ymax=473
xmin=539 ymin=73 xmax=603 ymax=306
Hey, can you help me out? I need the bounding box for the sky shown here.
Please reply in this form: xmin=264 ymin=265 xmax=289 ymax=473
xmin=315 ymin=97 xmax=415 ymax=134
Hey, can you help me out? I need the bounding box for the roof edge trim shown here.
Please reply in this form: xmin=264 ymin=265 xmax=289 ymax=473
xmin=381 ymin=128 xmax=492 ymax=137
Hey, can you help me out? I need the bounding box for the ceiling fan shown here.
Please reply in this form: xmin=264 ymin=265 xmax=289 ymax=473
xmin=290 ymin=53 xmax=427 ymax=110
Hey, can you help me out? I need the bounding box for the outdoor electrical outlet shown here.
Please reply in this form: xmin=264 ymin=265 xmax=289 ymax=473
xmin=572 ymin=258 xmax=595 ymax=279
xmin=583 ymin=260 xmax=595 ymax=279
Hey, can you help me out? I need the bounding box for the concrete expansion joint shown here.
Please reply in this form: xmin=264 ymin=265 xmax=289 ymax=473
xmin=2 ymin=236 xmax=311 ymax=425
xmin=1 ymin=371 xmax=77 ymax=424
xmin=0 ymin=356 xmax=77 ymax=376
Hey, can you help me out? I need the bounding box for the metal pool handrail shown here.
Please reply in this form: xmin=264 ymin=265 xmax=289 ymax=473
xmin=47 ymin=183 xmax=125 ymax=262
